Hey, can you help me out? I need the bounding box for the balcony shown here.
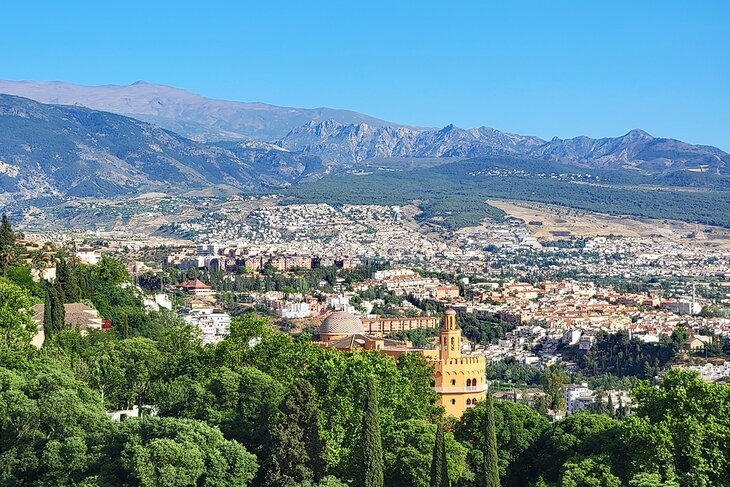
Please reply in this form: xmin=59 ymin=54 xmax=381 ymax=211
xmin=433 ymin=384 xmax=488 ymax=394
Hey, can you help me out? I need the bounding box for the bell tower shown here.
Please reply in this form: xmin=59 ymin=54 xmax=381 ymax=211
xmin=439 ymin=308 xmax=461 ymax=360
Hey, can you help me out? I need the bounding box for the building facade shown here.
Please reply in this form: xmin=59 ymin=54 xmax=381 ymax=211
xmin=316 ymin=308 xmax=486 ymax=417
xmin=432 ymin=309 xmax=487 ymax=416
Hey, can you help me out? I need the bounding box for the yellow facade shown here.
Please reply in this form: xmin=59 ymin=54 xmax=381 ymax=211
xmin=430 ymin=309 xmax=487 ymax=417
xmin=316 ymin=309 xmax=486 ymax=417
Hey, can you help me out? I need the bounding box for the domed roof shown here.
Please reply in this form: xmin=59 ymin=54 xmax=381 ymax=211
xmin=444 ymin=308 xmax=457 ymax=315
xmin=320 ymin=311 xmax=364 ymax=335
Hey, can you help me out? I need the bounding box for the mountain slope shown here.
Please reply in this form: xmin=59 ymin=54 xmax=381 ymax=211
xmin=0 ymin=80 xmax=407 ymax=141
xmin=278 ymin=121 xmax=729 ymax=174
xmin=0 ymin=94 xmax=328 ymax=207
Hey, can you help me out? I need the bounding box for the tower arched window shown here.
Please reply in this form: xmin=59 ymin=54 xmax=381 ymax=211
xmin=466 ymin=398 xmax=472 ymax=406
xmin=450 ymin=337 xmax=455 ymax=350
xmin=466 ymin=378 xmax=472 ymax=387
xmin=450 ymin=379 xmax=456 ymax=386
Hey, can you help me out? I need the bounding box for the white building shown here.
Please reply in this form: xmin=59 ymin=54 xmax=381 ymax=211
xmin=76 ymin=247 xmax=101 ymax=265
xmin=281 ymin=302 xmax=311 ymax=319
xmin=182 ymin=307 xmax=231 ymax=345
xmin=564 ymin=383 xmax=593 ymax=413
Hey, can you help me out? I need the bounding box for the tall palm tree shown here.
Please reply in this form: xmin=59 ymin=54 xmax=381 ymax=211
xmin=0 ymin=245 xmax=16 ymax=278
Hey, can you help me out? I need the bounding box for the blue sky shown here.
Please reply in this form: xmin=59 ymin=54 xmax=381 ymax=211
xmin=2 ymin=0 xmax=729 ymax=149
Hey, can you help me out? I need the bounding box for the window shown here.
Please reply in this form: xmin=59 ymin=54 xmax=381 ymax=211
xmin=450 ymin=337 xmax=455 ymax=350
xmin=466 ymin=399 xmax=472 ymax=406
xmin=466 ymin=378 xmax=472 ymax=387
xmin=450 ymin=399 xmax=456 ymax=405
xmin=450 ymin=379 xmax=456 ymax=386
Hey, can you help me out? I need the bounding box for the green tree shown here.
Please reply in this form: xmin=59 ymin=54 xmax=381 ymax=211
xmin=456 ymin=399 xmax=548 ymax=481
xmin=622 ymin=369 xmax=730 ymax=486
xmin=92 ymin=256 xmax=129 ymax=285
xmin=0 ymin=278 xmax=37 ymax=349
xmin=105 ymin=417 xmax=258 ymax=486
xmin=117 ymin=337 xmax=160 ymax=409
xmin=56 ymin=255 xmax=79 ymax=302
xmin=266 ymin=378 xmax=326 ymax=487
xmin=0 ymin=214 xmax=16 ymax=278
xmin=362 ymin=376 xmax=384 ymax=487
xmin=0 ymin=213 xmax=14 ymax=248
xmin=560 ymin=456 xmax=621 ymax=487
xmin=483 ymin=391 xmax=500 ymax=487
xmin=430 ymin=421 xmax=450 ymax=487
xmin=383 ymin=419 xmax=470 ymax=487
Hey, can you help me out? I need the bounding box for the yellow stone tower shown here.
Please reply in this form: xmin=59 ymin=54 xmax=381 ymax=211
xmin=432 ymin=308 xmax=487 ymax=417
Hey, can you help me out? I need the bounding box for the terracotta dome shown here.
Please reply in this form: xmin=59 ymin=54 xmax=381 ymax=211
xmin=319 ymin=311 xmax=364 ymax=335
xmin=445 ymin=308 xmax=457 ymax=315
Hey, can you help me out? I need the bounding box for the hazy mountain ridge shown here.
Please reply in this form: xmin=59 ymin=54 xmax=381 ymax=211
xmin=0 ymin=95 xmax=326 ymax=207
xmin=0 ymin=80 xmax=407 ymax=141
xmin=1 ymin=79 xmax=726 ymax=175
xmin=279 ymin=121 xmax=729 ymax=173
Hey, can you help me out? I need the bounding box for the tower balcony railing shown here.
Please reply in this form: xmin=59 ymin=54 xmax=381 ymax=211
xmin=433 ymin=384 xmax=488 ymax=394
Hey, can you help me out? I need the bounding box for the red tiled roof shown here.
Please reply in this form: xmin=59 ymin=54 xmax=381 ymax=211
xmin=179 ymin=279 xmax=212 ymax=290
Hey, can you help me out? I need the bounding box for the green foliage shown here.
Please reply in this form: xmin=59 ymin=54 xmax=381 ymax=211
xmin=576 ymin=330 xmax=676 ymax=379
xmin=458 ymin=313 xmax=516 ymax=345
xmin=456 ymin=399 xmax=549 ymax=481
xmin=513 ymin=413 xmax=623 ymax=486
xmin=104 ymin=417 xmax=258 ymax=486
xmin=388 ymin=327 xmax=439 ymax=347
xmin=383 ymin=419 xmax=469 ymax=487
xmin=622 ymin=370 xmax=730 ymax=486
xmin=483 ymin=393 xmax=500 ymax=487
xmin=542 ymin=367 xmax=568 ymax=411
xmin=286 ymin=158 xmax=730 ymax=230
xmin=0 ymin=357 xmax=112 ymax=485
xmin=0 ymin=277 xmax=37 ymax=349
xmin=266 ymin=378 xmax=326 ymax=487
xmin=362 ymin=376 xmax=384 ymax=487
xmin=429 ymin=421 xmax=450 ymax=487
xmin=560 ymin=456 xmax=621 ymax=487
xmin=91 ymin=255 xmax=129 ymax=285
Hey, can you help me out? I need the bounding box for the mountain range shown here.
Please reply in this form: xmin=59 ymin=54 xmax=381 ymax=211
xmin=0 ymin=80 xmax=728 ymax=211
xmin=277 ymin=121 xmax=728 ymax=173
xmin=0 ymin=94 xmax=327 ymax=207
xmin=0 ymin=80 xmax=406 ymax=141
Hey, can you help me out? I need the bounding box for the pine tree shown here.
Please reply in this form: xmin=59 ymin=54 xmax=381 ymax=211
xmin=430 ymin=421 xmax=450 ymax=487
xmin=265 ymin=378 xmax=325 ymax=487
xmin=361 ymin=376 xmax=384 ymax=487
xmin=483 ymin=390 xmax=500 ymax=487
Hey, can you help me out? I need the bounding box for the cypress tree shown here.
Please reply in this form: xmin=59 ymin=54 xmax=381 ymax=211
xmin=0 ymin=213 xmax=14 ymax=248
xmin=430 ymin=421 xmax=450 ymax=487
xmin=56 ymin=256 xmax=79 ymax=303
xmin=265 ymin=378 xmax=325 ymax=487
xmin=51 ymin=282 xmax=66 ymax=334
xmin=483 ymin=390 xmax=500 ymax=487
xmin=361 ymin=376 xmax=384 ymax=487
xmin=43 ymin=285 xmax=53 ymax=341
xmin=607 ymin=393 xmax=614 ymax=418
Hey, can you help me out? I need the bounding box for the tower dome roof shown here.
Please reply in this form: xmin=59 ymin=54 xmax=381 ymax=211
xmin=319 ymin=311 xmax=364 ymax=335
xmin=444 ymin=308 xmax=457 ymax=315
